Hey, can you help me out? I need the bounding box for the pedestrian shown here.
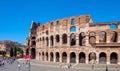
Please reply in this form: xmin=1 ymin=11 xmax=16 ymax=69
xmin=18 ymin=64 xmax=21 ymax=70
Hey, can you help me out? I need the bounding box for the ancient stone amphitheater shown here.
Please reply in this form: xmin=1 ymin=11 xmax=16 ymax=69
xmin=25 ymin=14 xmax=120 ymax=64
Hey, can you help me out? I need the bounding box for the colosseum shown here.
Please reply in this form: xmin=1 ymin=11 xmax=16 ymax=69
xmin=25 ymin=14 xmax=120 ymax=64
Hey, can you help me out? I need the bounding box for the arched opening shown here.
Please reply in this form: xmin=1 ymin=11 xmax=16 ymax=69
xmin=89 ymin=32 xmax=96 ymax=44
xmin=26 ymin=49 xmax=29 ymax=55
xmin=110 ymin=52 xmax=118 ymax=64
xmin=62 ymin=52 xmax=67 ymax=63
xmin=110 ymin=31 xmax=118 ymax=42
xmin=50 ymin=52 xmax=54 ymax=61
xmin=110 ymin=24 xmax=117 ymax=29
xmin=89 ymin=52 xmax=96 ymax=62
xmin=89 ymin=36 xmax=96 ymax=44
xmin=71 ymin=19 xmax=75 ymax=25
xmin=62 ymin=34 xmax=67 ymax=44
xmin=39 ymin=53 xmax=41 ymax=60
xmin=99 ymin=31 xmax=106 ymax=43
xmin=31 ymin=48 xmax=36 ymax=59
xmin=79 ymin=52 xmax=85 ymax=63
xmin=70 ymin=33 xmax=76 ymax=46
xmin=46 ymin=52 xmax=48 ymax=61
xmin=32 ymin=41 xmax=36 ymax=46
xmin=56 ymin=52 xmax=59 ymax=62
xmin=56 ymin=35 xmax=60 ymax=43
xmin=42 ymin=37 xmax=44 ymax=45
xmin=46 ymin=37 xmax=49 ymax=46
xmin=99 ymin=52 xmax=106 ymax=64
xmin=79 ymin=32 xmax=85 ymax=46
xmin=70 ymin=26 xmax=76 ymax=32
xmin=42 ymin=52 xmax=44 ymax=61
xmin=70 ymin=52 xmax=76 ymax=63
xmin=50 ymin=36 xmax=54 ymax=46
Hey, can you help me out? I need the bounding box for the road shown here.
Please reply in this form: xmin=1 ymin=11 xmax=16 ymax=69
xmin=0 ymin=60 xmax=120 ymax=71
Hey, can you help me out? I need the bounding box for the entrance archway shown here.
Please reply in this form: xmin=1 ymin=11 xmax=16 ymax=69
xmin=79 ymin=52 xmax=85 ymax=63
xmin=99 ymin=52 xmax=106 ymax=64
xmin=46 ymin=52 xmax=48 ymax=61
xmin=50 ymin=52 xmax=54 ymax=61
xmin=70 ymin=34 xmax=76 ymax=46
xmin=110 ymin=52 xmax=118 ymax=64
xmin=56 ymin=52 xmax=59 ymax=62
xmin=70 ymin=52 xmax=76 ymax=63
xmin=42 ymin=52 xmax=44 ymax=61
xmin=89 ymin=52 xmax=96 ymax=62
xmin=31 ymin=48 xmax=36 ymax=59
xmin=62 ymin=52 xmax=67 ymax=62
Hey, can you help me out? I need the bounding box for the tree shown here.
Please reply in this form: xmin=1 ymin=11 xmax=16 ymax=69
xmin=10 ymin=47 xmax=14 ymax=57
xmin=14 ymin=46 xmax=17 ymax=57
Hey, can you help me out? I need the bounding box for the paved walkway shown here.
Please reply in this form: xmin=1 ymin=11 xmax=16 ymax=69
xmin=0 ymin=59 xmax=120 ymax=71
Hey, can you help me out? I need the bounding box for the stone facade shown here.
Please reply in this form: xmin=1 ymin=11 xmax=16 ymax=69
xmin=25 ymin=14 xmax=120 ymax=64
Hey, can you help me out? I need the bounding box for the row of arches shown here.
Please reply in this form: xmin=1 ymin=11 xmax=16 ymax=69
xmin=89 ymin=31 xmax=118 ymax=43
xmin=39 ymin=52 xmax=118 ymax=64
xmin=37 ymin=30 xmax=119 ymax=47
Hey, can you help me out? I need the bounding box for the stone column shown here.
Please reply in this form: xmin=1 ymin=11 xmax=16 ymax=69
xmin=96 ymin=53 xmax=99 ymax=64
xmin=85 ymin=35 xmax=90 ymax=46
xmin=118 ymin=32 xmax=120 ymax=43
xmin=96 ymin=34 xmax=99 ymax=43
xmin=76 ymin=34 xmax=79 ymax=47
xmin=60 ymin=35 xmax=62 ymax=48
xmin=86 ymin=54 xmax=88 ymax=64
xmin=53 ymin=53 xmax=56 ymax=62
xmin=49 ymin=37 xmax=51 ymax=48
xmin=106 ymin=53 xmax=110 ymax=64
xmin=54 ymin=36 xmax=56 ymax=47
xmin=60 ymin=53 xmax=62 ymax=62
xmin=107 ymin=32 xmax=110 ymax=43
xmin=67 ymin=35 xmax=70 ymax=47
xmin=67 ymin=53 xmax=70 ymax=63
xmin=118 ymin=52 xmax=120 ymax=64
xmin=44 ymin=38 xmax=46 ymax=48
xmin=76 ymin=53 xmax=79 ymax=64
xmin=48 ymin=52 xmax=50 ymax=61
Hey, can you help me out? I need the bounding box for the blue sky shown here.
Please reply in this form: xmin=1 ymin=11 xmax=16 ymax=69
xmin=0 ymin=0 xmax=120 ymax=43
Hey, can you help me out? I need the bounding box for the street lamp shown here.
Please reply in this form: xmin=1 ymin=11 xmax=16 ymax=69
xmin=28 ymin=48 xmax=31 ymax=71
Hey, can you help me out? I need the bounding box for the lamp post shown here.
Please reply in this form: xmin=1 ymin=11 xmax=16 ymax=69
xmin=28 ymin=48 xmax=31 ymax=71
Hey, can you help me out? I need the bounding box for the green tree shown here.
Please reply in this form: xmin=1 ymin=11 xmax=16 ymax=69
xmin=10 ymin=47 xmax=14 ymax=57
xmin=14 ymin=46 xmax=17 ymax=57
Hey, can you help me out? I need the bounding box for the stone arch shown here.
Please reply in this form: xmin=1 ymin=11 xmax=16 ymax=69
xmin=89 ymin=52 xmax=96 ymax=62
xmin=46 ymin=52 xmax=48 ymax=61
xmin=39 ymin=52 xmax=41 ymax=60
xmin=110 ymin=24 xmax=117 ymax=29
xmin=50 ymin=36 xmax=54 ymax=46
xmin=79 ymin=32 xmax=85 ymax=46
xmin=70 ymin=33 xmax=76 ymax=46
xmin=42 ymin=52 xmax=44 ymax=61
xmin=50 ymin=52 xmax=54 ymax=61
xmin=26 ymin=48 xmax=29 ymax=55
xmin=110 ymin=52 xmax=118 ymax=64
xmin=70 ymin=52 xmax=76 ymax=63
xmin=79 ymin=52 xmax=86 ymax=63
xmin=99 ymin=52 xmax=106 ymax=64
xmin=70 ymin=26 xmax=76 ymax=32
xmin=89 ymin=32 xmax=96 ymax=44
xmin=110 ymin=31 xmax=118 ymax=42
xmin=56 ymin=52 xmax=60 ymax=62
xmin=31 ymin=48 xmax=36 ymax=59
xmin=62 ymin=34 xmax=67 ymax=44
xmin=62 ymin=52 xmax=67 ymax=63
xmin=46 ymin=37 xmax=49 ymax=46
xmin=99 ymin=31 xmax=106 ymax=43
xmin=71 ymin=19 xmax=75 ymax=25
xmin=56 ymin=34 xmax=60 ymax=43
